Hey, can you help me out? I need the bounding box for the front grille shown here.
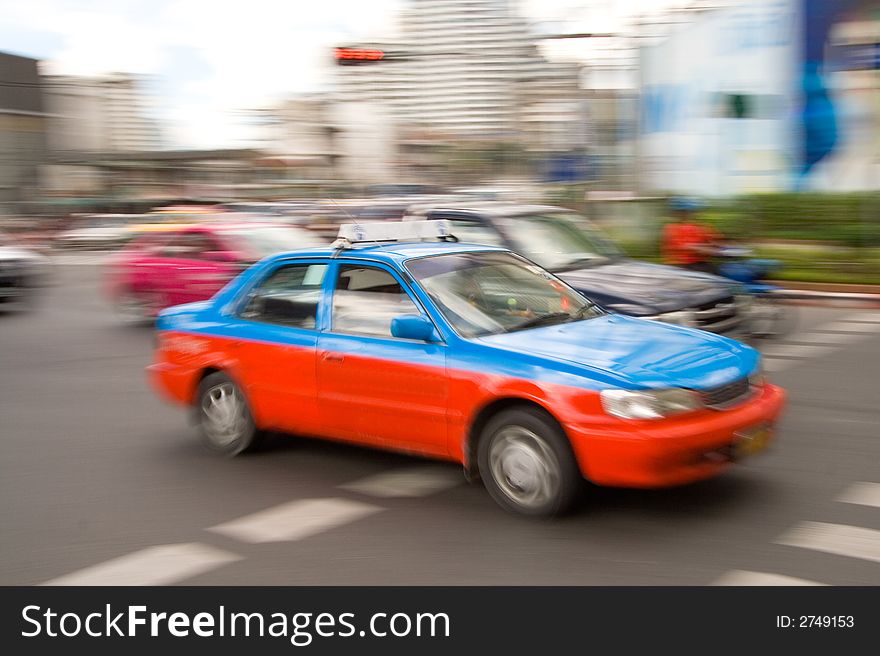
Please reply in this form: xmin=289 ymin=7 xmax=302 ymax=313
xmin=699 ymin=376 xmax=751 ymax=409
xmin=692 ymin=296 xmax=741 ymax=333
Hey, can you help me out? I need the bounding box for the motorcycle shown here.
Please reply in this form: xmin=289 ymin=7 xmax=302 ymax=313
xmin=714 ymin=246 xmax=797 ymax=339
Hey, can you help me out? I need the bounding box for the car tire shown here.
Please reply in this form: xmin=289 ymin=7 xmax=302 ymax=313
xmin=477 ymin=406 xmax=582 ymax=517
xmin=196 ymin=372 xmax=262 ymax=456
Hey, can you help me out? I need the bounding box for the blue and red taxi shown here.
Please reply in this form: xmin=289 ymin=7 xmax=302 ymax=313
xmin=148 ymin=221 xmax=786 ymax=516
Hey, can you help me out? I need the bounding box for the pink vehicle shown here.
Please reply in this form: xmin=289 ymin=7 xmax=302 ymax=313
xmin=105 ymin=222 xmax=322 ymax=322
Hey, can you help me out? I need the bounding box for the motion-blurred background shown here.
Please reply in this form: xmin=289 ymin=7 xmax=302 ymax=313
xmin=1 ymin=1 xmax=880 ymax=587
xmin=1 ymin=0 xmax=879 ymax=285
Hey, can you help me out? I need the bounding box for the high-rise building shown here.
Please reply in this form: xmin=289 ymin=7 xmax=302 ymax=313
xmin=0 ymin=52 xmax=49 ymax=204
xmin=334 ymin=0 xmax=581 ymax=140
xmin=43 ymin=73 xmax=162 ymax=153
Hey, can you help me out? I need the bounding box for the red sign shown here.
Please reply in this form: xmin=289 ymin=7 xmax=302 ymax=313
xmin=334 ymin=47 xmax=386 ymax=64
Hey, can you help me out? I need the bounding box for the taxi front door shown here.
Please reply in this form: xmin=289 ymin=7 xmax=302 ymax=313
xmin=316 ymin=262 xmax=449 ymax=458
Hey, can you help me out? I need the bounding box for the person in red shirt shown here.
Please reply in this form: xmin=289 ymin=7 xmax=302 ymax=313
xmin=662 ymin=197 xmax=721 ymax=274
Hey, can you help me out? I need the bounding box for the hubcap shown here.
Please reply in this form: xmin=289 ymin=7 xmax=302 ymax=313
xmin=201 ymin=383 xmax=247 ymax=447
xmin=489 ymin=426 xmax=559 ymax=509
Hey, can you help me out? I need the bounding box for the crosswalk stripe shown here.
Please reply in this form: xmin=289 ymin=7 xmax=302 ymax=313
xmin=837 ymin=482 xmax=880 ymax=509
xmin=714 ymin=570 xmax=826 ymax=586
xmin=340 ymin=466 xmax=463 ymax=498
xmin=209 ymin=497 xmax=382 ymax=544
xmin=837 ymin=312 xmax=880 ymax=324
xmin=775 ymin=521 xmax=880 ymax=564
xmin=41 ymin=543 xmax=241 ymax=586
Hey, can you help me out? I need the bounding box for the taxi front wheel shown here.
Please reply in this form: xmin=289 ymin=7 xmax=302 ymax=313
xmin=478 ymin=407 xmax=582 ymax=517
xmin=196 ymin=372 xmax=262 ymax=456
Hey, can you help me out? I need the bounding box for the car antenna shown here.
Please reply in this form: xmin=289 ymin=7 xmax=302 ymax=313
xmin=327 ymin=198 xmax=359 ymax=254
xmin=327 ymin=197 xmax=357 ymax=223
xmin=327 ymin=198 xmax=383 ymax=253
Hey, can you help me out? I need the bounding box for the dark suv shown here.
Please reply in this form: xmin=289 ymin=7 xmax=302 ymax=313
xmin=405 ymin=203 xmax=745 ymax=335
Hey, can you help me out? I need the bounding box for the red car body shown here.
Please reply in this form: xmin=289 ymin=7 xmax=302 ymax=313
xmin=105 ymin=222 xmax=321 ymax=315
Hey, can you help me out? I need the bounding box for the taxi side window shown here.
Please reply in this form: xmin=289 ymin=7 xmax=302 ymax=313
xmin=241 ymin=263 xmax=327 ymax=329
xmin=332 ymin=265 xmax=420 ymax=338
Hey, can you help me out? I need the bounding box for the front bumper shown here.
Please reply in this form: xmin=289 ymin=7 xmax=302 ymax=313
xmin=567 ymin=383 xmax=786 ymax=488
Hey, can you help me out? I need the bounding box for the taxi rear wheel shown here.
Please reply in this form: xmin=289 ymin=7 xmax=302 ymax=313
xmin=478 ymin=407 xmax=582 ymax=517
xmin=196 ymin=372 xmax=261 ymax=456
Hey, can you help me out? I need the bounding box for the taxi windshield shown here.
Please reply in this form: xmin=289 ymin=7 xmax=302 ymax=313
xmin=406 ymin=251 xmax=603 ymax=337
xmin=222 ymin=226 xmax=321 ymax=256
xmin=502 ymin=212 xmax=622 ymax=272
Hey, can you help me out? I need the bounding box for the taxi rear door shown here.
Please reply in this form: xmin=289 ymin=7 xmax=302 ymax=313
xmin=227 ymin=259 xmax=329 ymax=434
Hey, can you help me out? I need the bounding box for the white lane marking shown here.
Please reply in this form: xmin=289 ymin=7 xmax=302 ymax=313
xmin=775 ymin=521 xmax=880 ymax=564
xmin=340 ymin=466 xmax=463 ymax=498
xmin=780 ymin=331 xmax=864 ymax=345
xmin=41 ymin=543 xmax=241 ymax=586
xmin=759 ymin=344 xmax=835 ymax=359
xmin=837 ymin=312 xmax=880 ymax=324
xmin=812 ymin=321 xmax=878 ymax=334
xmin=838 ymin=482 xmax=880 ymax=509
xmin=714 ymin=570 xmax=826 ymax=586
xmin=209 ymin=498 xmax=382 ymax=544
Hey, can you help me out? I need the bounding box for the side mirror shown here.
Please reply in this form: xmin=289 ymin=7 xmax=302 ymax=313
xmin=390 ymin=314 xmax=437 ymax=342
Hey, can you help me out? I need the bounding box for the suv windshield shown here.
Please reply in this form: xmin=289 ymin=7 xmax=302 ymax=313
xmin=501 ymin=212 xmax=622 ymax=271
xmin=406 ymin=251 xmax=603 ymax=337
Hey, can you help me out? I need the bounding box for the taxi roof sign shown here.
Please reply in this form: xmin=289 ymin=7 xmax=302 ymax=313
xmin=333 ymin=220 xmax=454 ymax=249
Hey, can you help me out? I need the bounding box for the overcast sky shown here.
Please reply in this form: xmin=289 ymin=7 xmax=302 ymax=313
xmin=0 ymin=0 xmax=684 ymax=149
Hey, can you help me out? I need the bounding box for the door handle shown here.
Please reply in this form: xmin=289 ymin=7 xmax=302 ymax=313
xmin=321 ymin=351 xmax=345 ymax=363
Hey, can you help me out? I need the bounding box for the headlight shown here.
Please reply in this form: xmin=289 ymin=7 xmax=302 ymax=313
xmin=600 ymin=388 xmax=703 ymax=419
xmin=644 ymin=309 xmax=696 ymax=327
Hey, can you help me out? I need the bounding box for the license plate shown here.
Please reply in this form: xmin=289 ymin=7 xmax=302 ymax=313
xmin=734 ymin=423 xmax=773 ymax=459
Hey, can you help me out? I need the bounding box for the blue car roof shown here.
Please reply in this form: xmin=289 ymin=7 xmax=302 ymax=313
xmin=260 ymin=241 xmax=509 ymax=267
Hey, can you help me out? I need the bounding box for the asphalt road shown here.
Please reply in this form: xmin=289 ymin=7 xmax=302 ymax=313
xmin=2 ymin=262 xmax=879 ymax=586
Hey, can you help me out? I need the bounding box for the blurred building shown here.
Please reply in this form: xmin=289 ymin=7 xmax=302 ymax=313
xmin=42 ymin=73 xmax=163 ymax=195
xmin=48 ymin=148 xmax=283 ymax=202
xmin=43 ymin=73 xmax=162 ymax=152
xmin=333 ymin=0 xmax=583 ymax=154
xmin=258 ymin=94 xmax=338 ymax=165
xmin=254 ymin=94 xmax=398 ymax=184
xmin=638 ymin=0 xmax=880 ymax=196
xmin=330 ymin=102 xmax=397 ymax=183
xmin=0 ymin=52 xmax=49 ymax=204
xmin=516 ymin=60 xmax=589 ymax=182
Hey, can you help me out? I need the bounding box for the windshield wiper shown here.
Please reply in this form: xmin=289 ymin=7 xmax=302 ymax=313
xmin=505 ymin=312 xmax=574 ymax=333
xmin=552 ymin=256 xmax=605 ymax=272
